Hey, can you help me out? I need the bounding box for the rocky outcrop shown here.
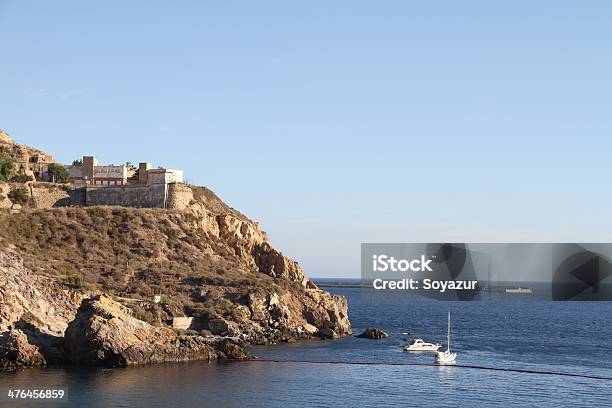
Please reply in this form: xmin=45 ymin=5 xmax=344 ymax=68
xmin=183 ymin=186 xmax=353 ymax=342
xmin=189 ymin=188 xmax=312 ymax=288
xmin=0 ymin=130 xmax=55 ymax=180
xmin=236 ymin=289 xmax=351 ymax=343
xmin=0 ymin=250 xmax=84 ymax=367
xmin=216 ymin=339 xmax=251 ymax=360
xmin=0 ymin=129 xmax=12 ymax=144
xmin=303 ymin=290 xmax=351 ymax=339
xmin=0 ymin=183 xmax=12 ymax=209
xmin=356 ymin=328 xmax=389 ymax=339
xmin=253 ymin=242 xmax=310 ymax=286
xmin=64 ymin=295 xmax=249 ymax=367
xmin=0 ymin=248 xmax=256 ymax=369
xmin=0 ymin=329 xmax=46 ymax=369
xmin=208 ymin=318 xmax=240 ymax=337
xmin=0 ymin=250 xmax=82 ymax=335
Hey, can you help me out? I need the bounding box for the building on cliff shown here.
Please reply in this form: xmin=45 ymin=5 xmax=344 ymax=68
xmin=67 ymin=155 xmax=185 ymax=209
xmin=68 ymin=156 xmax=131 ymax=186
xmin=20 ymin=152 xmax=55 ymax=181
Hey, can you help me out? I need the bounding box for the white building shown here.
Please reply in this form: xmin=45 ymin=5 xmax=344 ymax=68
xmin=147 ymin=168 xmax=184 ymax=185
xmin=92 ymin=164 xmax=128 ymax=185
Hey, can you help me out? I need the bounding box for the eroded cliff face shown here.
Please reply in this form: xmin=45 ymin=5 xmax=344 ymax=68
xmin=64 ymin=295 xmax=249 ymax=367
xmin=0 ymin=250 xmax=84 ymax=367
xmin=184 ymin=186 xmax=351 ymax=341
xmin=0 ymin=251 xmax=83 ymax=337
xmin=190 ymin=197 xmax=311 ymax=287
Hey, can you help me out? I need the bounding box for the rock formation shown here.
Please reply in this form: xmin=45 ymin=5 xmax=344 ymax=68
xmin=0 ymin=129 xmax=55 ymax=180
xmin=356 ymin=328 xmax=389 ymax=339
xmin=0 ymin=129 xmax=14 ymax=144
xmin=64 ymin=295 xmax=248 ymax=367
xmin=0 ymin=329 xmax=46 ymax=369
xmin=0 ymin=250 xmax=83 ymax=367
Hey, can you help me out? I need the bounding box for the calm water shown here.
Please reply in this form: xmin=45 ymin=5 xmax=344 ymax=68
xmin=1 ymin=288 xmax=612 ymax=407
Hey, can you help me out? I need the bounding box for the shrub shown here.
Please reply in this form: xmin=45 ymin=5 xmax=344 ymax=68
xmin=65 ymin=275 xmax=83 ymax=288
xmin=7 ymin=187 xmax=29 ymax=208
xmin=0 ymin=146 xmax=15 ymax=182
xmin=131 ymin=305 xmax=158 ymax=324
xmin=11 ymin=174 xmax=34 ymax=183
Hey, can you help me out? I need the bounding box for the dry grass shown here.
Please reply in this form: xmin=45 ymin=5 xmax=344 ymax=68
xmin=0 ymin=205 xmax=293 ymax=324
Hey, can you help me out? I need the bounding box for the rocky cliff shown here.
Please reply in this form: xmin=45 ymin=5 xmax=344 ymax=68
xmin=0 ymin=140 xmax=351 ymax=368
xmin=0 ymin=130 xmax=54 ymax=163
xmin=0 ymin=130 xmax=55 ymax=180
xmin=64 ymin=295 xmax=249 ymax=367
xmin=0 ymin=250 xmax=82 ymax=368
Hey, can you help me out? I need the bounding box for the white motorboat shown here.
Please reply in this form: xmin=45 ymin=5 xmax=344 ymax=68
xmin=434 ymin=312 xmax=457 ymax=364
xmin=404 ymin=338 xmax=441 ymax=352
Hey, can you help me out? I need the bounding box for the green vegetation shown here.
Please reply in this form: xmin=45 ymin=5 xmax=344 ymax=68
xmin=64 ymin=274 xmax=83 ymax=288
xmin=7 ymin=187 xmax=29 ymax=208
xmin=72 ymin=159 xmax=82 ymax=166
xmin=130 ymin=302 xmax=164 ymax=324
xmin=47 ymin=165 xmax=71 ymax=183
xmin=0 ymin=146 xmax=15 ymax=181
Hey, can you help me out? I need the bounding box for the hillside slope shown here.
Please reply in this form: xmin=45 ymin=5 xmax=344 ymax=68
xmin=0 ymin=184 xmax=351 ymax=351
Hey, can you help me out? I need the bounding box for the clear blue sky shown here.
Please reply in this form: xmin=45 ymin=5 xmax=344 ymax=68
xmin=1 ymin=1 xmax=611 ymax=278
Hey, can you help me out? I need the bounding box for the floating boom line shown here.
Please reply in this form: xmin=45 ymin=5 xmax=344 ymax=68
xmin=226 ymin=358 xmax=612 ymax=382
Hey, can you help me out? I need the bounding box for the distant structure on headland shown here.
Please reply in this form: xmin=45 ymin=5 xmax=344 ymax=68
xmin=68 ymin=156 xmax=183 ymax=187
xmin=68 ymin=155 xmax=186 ymax=209
xmin=1 ymin=131 xmax=192 ymax=209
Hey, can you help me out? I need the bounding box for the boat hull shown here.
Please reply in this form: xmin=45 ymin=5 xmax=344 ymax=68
xmin=404 ymin=344 xmax=441 ymax=352
xmin=434 ymin=350 xmax=457 ymax=364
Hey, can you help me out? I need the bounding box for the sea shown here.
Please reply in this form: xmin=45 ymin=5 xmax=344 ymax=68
xmin=1 ymin=281 xmax=612 ymax=407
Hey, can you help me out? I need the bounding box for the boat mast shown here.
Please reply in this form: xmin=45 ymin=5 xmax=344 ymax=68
xmin=447 ymin=311 xmax=451 ymax=352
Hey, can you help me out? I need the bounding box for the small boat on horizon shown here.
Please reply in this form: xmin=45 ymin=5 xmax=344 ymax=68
xmin=434 ymin=311 xmax=457 ymax=364
xmin=505 ymin=287 xmax=533 ymax=294
xmin=404 ymin=338 xmax=441 ymax=352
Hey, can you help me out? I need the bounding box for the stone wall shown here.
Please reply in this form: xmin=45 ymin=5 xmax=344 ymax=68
xmin=84 ymin=183 xmax=168 ymax=208
xmin=29 ymin=183 xmax=70 ymax=208
xmin=0 ymin=183 xmax=70 ymax=209
xmin=166 ymin=183 xmax=193 ymax=210
xmin=0 ymin=182 xmax=192 ymax=210
xmin=78 ymin=182 xmax=192 ymax=209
